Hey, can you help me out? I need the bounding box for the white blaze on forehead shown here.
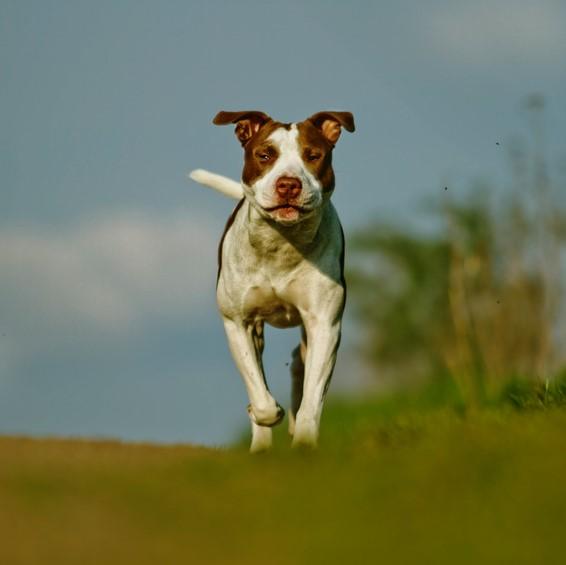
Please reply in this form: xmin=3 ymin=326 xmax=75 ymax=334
xmin=264 ymin=124 xmax=320 ymax=186
xmin=268 ymin=124 xmax=301 ymax=165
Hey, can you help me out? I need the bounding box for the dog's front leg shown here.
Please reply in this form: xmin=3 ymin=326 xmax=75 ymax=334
xmin=222 ymin=318 xmax=285 ymax=451
xmin=292 ymin=316 xmax=342 ymax=448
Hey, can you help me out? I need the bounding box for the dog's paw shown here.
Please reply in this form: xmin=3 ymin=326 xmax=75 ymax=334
xmin=249 ymin=424 xmax=273 ymax=454
xmin=291 ymin=418 xmax=319 ymax=449
xmin=247 ymin=403 xmax=285 ymax=427
xmin=291 ymin=435 xmax=318 ymax=450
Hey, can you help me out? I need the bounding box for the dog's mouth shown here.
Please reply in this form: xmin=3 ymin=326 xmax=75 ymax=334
xmin=263 ymin=204 xmax=304 ymax=212
xmin=262 ymin=204 xmax=307 ymax=222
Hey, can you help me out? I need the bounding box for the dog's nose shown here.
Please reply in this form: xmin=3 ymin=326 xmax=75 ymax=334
xmin=275 ymin=176 xmax=302 ymax=200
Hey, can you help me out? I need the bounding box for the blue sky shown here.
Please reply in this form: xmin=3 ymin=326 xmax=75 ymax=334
xmin=1 ymin=0 xmax=565 ymax=445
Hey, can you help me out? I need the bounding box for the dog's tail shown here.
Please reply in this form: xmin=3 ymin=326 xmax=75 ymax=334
xmin=188 ymin=169 xmax=244 ymax=200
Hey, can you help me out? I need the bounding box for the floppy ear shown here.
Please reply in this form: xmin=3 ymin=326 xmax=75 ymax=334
xmin=213 ymin=110 xmax=272 ymax=146
xmin=307 ymin=111 xmax=355 ymax=145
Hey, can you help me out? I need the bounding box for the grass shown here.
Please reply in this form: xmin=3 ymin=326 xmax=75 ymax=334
xmin=1 ymin=384 xmax=566 ymax=564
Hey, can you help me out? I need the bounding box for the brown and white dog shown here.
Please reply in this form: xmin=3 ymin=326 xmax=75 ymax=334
xmin=190 ymin=110 xmax=355 ymax=451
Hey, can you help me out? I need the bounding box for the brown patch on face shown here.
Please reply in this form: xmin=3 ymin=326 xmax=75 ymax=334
xmin=296 ymin=121 xmax=336 ymax=193
xmin=241 ymin=121 xmax=290 ymax=187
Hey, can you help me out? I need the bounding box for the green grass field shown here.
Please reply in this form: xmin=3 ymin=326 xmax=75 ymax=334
xmin=1 ymin=388 xmax=565 ymax=565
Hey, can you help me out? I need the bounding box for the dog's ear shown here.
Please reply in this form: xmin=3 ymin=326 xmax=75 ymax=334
xmin=213 ymin=111 xmax=272 ymax=146
xmin=307 ymin=111 xmax=355 ymax=145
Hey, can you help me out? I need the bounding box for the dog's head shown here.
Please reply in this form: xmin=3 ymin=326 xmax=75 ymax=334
xmin=213 ymin=110 xmax=355 ymax=225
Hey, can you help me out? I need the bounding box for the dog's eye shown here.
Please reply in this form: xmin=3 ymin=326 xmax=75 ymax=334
xmin=306 ymin=152 xmax=322 ymax=162
xmin=257 ymin=153 xmax=271 ymax=162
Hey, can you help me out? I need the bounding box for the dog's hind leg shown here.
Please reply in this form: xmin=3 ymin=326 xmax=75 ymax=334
xmin=288 ymin=327 xmax=307 ymax=437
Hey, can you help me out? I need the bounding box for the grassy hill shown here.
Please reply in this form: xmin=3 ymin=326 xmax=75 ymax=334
xmin=1 ymin=390 xmax=566 ymax=565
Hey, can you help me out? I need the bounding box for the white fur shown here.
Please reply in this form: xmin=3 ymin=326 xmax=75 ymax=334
xmin=188 ymin=169 xmax=244 ymax=199
xmin=217 ymin=198 xmax=344 ymax=451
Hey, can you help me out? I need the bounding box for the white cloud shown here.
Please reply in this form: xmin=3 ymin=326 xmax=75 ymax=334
xmin=0 ymin=210 xmax=220 ymax=363
xmin=426 ymin=0 xmax=566 ymax=65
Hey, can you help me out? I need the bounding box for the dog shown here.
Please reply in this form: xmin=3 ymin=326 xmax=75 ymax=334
xmin=190 ymin=110 xmax=355 ymax=451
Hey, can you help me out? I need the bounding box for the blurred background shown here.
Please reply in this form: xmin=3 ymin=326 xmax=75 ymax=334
xmin=2 ymin=0 xmax=566 ymax=445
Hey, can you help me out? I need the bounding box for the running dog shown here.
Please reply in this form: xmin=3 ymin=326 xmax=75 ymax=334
xmin=190 ymin=110 xmax=355 ymax=451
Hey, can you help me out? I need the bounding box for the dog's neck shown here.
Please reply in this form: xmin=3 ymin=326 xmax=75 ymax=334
xmin=244 ymin=198 xmax=328 ymax=257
